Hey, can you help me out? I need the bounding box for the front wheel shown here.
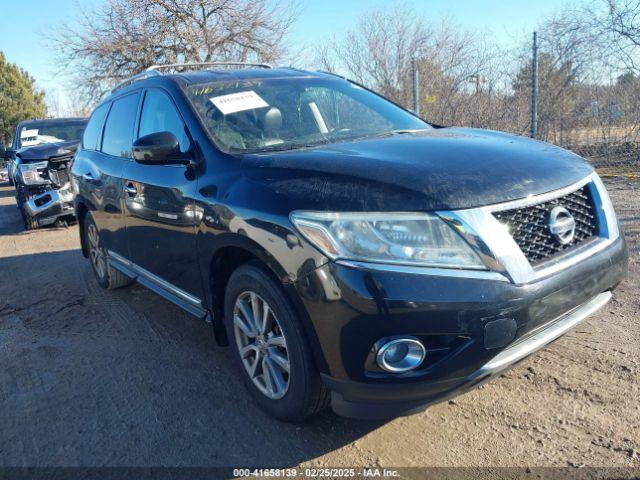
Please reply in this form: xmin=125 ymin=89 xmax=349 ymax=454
xmin=16 ymin=190 xmax=37 ymax=230
xmin=224 ymin=264 xmax=329 ymax=422
xmin=20 ymin=207 xmax=38 ymax=230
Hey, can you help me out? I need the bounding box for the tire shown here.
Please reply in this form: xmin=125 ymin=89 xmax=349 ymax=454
xmin=20 ymin=207 xmax=38 ymax=230
xmin=16 ymin=190 xmax=38 ymax=230
xmin=224 ymin=263 xmax=329 ymax=422
xmin=84 ymin=212 xmax=132 ymax=290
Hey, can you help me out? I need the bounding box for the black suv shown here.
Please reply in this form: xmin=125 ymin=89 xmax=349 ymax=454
xmin=71 ymin=64 xmax=628 ymax=421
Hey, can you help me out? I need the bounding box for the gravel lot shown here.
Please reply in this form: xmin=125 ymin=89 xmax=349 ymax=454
xmin=0 ymin=178 xmax=638 ymax=468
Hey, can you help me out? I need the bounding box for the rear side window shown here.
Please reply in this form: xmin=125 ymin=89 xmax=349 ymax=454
xmin=82 ymin=103 xmax=109 ymax=150
xmin=101 ymin=93 xmax=140 ymax=158
xmin=138 ymin=89 xmax=190 ymax=152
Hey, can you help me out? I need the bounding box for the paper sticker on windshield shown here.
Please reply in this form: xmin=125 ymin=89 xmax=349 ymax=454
xmin=20 ymin=129 xmax=39 ymax=146
xmin=209 ymin=91 xmax=268 ymax=115
xmin=20 ymin=129 xmax=38 ymax=139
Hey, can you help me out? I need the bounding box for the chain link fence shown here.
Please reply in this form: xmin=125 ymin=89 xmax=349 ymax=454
xmin=404 ymin=31 xmax=639 ymax=260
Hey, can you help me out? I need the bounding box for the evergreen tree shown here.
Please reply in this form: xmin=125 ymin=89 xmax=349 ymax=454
xmin=0 ymin=52 xmax=47 ymax=144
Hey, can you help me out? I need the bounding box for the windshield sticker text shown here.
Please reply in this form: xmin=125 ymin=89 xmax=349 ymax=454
xmin=20 ymin=129 xmax=40 ymax=146
xmin=20 ymin=129 xmax=38 ymax=139
xmin=209 ymin=91 xmax=269 ymax=115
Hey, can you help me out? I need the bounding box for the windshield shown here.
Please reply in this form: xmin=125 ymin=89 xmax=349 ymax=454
xmin=185 ymin=77 xmax=430 ymax=154
xmin=18 ymin=121 xmax=87 ymax=149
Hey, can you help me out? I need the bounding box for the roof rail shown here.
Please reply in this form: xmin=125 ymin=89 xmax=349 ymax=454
xmin=111 ymin=70 xmax=161 ymax=94
xmin=109 ymin=62 xmax=272 ymax=95
xmin=147 ymin=62 xmax=272 ymax=72
xmin=316 ymin=70 xmax=347 ymax=80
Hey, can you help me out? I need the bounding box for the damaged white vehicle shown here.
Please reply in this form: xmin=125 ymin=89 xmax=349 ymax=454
xmin=2 ymin=118 xmax=87 ymax=230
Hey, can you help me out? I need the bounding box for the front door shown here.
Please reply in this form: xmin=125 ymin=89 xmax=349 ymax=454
xmin=122 ymin=88 xmax=203 ymax=309
xmin=77 ymin=94 xmax=140 ymax=258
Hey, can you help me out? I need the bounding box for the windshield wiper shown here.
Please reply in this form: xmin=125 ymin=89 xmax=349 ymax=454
xmin=243 ymin=129 xmax=431 ymax=154
xmin=336 ymin=129 xmax=431 ymax=143
xmin=249 ymin=140 xmax=332 ymax=154
xmin=374 ymin=128 xmax=431 ymax=138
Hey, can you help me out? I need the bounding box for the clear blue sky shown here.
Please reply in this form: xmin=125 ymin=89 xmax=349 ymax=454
xmin=0 ymin=0 xmax=569 ymax=112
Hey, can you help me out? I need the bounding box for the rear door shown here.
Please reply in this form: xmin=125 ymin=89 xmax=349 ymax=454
xmin=74 ymin=92 xmax=140 ymax=258
xmin=122 ymin=87 xmax=203 ymax=305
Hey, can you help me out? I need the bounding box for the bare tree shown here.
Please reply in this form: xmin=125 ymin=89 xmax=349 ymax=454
xmin=515 ymin=1 xmax=640 ymax=146
xmin=314 ymin=3 xmax=506 ymax=128
xmin=605 ymin=0 xmax=640 ymax=71
xmin=50 ymin=0 xmax=299 ymax=104
xmin=558 ymin=0 xmax=640 ymax=75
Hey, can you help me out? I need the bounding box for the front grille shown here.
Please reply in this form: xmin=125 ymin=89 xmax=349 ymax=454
xmin=49 ymin=167 xmax=70 ymax=187
xmin=493 ymin=185 xmax=598 ymax=266
xmin=47 ymin=155 xmax=73 ymax=187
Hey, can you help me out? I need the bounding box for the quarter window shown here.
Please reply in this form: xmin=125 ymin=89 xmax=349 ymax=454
xmin=101 ymin=93 xmax=140 ymax=158
xmin=138 ymin=90 xmax=190 ymax=152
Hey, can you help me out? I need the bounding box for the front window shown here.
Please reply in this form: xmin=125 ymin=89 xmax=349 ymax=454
xmin=185 ymin=77 xmax=429 ymax=153
xmin=18 ymin=121 xmax=87 ymax=149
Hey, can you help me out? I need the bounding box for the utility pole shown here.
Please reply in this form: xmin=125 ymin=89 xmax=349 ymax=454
xmin=531 ymin=31 xmax=538 ymax=139
xmin=412 ymin=57 xmax=420 ymax=116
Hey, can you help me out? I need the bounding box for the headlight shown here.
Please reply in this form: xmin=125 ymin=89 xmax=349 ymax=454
xmin=290 ymin=211 xmax=485 ymax=269
xmin=19 ymin=162 xmax=47 ymax=185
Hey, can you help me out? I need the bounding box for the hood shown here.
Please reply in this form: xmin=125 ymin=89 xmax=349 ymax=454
xmin=17 ymin=140 xmax=80 ymax=162
xmin=242 ymin=128 xmax=594 ymax=211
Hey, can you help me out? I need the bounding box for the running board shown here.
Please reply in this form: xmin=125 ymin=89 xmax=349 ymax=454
xmin=107 ymin=250 xmax=208 ymax=320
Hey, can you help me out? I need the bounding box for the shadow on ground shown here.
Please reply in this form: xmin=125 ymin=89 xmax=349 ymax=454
xmin=0 ymin=249 xmax=384 ymax=467
xmin=0 ymin=188 xmax=16 ymax=199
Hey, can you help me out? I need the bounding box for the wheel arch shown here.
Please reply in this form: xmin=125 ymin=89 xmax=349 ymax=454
xmin=206 ymin=234 xmax=329 ymax=374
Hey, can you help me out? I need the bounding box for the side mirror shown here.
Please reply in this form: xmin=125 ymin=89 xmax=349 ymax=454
xmin=132 ymin=131 xmax=189 ymax=165
xmin=1 ymin=147 xmax=14 ymax=159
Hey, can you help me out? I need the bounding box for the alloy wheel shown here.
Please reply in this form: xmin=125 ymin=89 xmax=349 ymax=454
xmin=87 ymin=223 xmax=106 ymax=279
xmin=233 ymin=291 xmax=290 ymax=399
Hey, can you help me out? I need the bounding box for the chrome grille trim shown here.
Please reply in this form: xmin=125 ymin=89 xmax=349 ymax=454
xmin=492 ymin=185 xmax=598 ymax=265
xmin=437 ymin=172 xmax=620 ymax=285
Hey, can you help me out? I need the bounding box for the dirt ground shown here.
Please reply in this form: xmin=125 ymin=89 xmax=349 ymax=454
xmin=0 ymin=178 xmax=638 ymax=469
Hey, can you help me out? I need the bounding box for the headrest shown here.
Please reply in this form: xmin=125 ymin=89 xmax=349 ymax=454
xmin=261 ymin=107 xmax=283 ymax=133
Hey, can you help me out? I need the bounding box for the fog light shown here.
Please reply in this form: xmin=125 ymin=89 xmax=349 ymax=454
xmin=376 ymin=337 xmax=426 ymax=373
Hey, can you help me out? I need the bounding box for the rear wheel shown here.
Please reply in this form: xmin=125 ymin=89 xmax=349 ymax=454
xmin=84 ymin=213 xmax=132 ymax=290
xmin=224 ymin=263 xmax=329 ymax=422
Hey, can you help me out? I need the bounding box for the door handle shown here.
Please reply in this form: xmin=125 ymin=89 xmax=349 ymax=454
xmin=124 ymin=184 xmax=138 ymax=196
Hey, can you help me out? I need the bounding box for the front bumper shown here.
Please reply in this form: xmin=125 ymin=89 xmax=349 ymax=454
xmin=325 ymin=292 xmax=612 ymax=419
xmin=22 ymin=187 xmax=75 ymax=226
xmin=294 ymin=235 xmax=628 ymax=419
